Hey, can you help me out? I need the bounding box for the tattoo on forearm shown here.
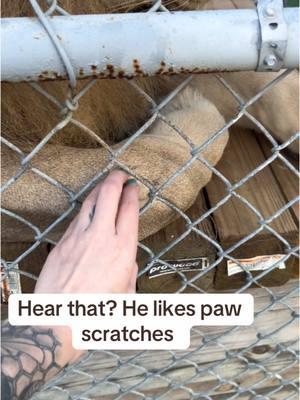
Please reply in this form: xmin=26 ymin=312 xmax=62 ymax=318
xmin=1 ymin=322 xmax=62 ymax=400
xmin=89 ymin=204 xmax=96 ymax=223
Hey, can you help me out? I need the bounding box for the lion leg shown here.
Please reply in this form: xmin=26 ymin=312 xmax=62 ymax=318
xmin=2 ymin=87 xmax=228 ymax=242
xmin=220 ymin=70 xmax=299 ymax=153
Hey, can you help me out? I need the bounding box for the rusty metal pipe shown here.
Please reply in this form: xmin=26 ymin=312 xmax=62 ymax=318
xmin=1 ymin=9 xmax=299 ymax=82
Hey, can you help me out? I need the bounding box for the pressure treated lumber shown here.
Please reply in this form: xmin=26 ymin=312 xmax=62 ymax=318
xmin=205 ymin=128 xmax=298 ymax=289
xmin=32 ymin=280 xmax=299 ymax=400
xmin=137 ymin=191 xmax=217 ymax=293
xmin=258 ymin=134 xmax=299 ymax=221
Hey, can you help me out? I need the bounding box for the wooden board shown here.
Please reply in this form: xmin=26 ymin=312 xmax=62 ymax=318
xmin=257 ymin=133 xmax=299 ymax=221
xmin=2 ymin=131 xmax=297 ymax=296
xmin=1 ymin=129 xmax=298 ymax=398
xmin=137 ymin=191 xmax=217 ymax=293
xmin=205 ymin=128 xmax=299 ymax=290
xmin=34 ymin=280 xmax=299 ymax=400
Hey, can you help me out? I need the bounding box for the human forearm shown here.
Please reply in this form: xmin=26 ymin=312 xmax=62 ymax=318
xmin=1 ymin=171 xmax=139 ymax=399
xmin=1 ymin=321 xmax=79 ymax=400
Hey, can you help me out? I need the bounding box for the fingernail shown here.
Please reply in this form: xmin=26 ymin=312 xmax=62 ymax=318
xmin=125 ymin=178 xmax=138 ymax=186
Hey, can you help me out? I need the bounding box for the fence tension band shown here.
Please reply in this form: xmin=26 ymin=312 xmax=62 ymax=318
xmin=256 ymin=0 xmax=288 ymax=71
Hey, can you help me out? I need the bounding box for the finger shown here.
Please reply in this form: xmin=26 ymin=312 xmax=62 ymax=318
xmin=59 ymin=198 xmax=90 ymax=240
xmin=91 ymin=170 xmax=129 ymax=232
xmin=127 ymin=263 xmax=138 ymax=293
xmin=75 ymin=184 xmax=102 ymax=231
xmin=116 ymin=178 xmax=139 ymax=244
xmin=59 ymin=214 xmax=80 ymax=242
xmin=76 ymin=170 xmax=128 ymax=232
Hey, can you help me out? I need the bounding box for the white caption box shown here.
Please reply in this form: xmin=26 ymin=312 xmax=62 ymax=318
xmin=9 ymin=294 xmax=254 ymax=350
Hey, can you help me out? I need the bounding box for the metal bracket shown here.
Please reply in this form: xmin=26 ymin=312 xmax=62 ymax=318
xmin=256 ymin=0 xmax=288 ymax=71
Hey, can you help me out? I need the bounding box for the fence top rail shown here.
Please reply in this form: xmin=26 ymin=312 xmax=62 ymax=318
xmin=1 ymin=8 xmax=299 ymax=83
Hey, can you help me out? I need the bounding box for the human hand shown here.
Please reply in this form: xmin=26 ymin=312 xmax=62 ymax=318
xmin=2 ymin=171 xmax=140 ymax=400
xmin=35 ymin=170 xmax=139 ymax=295
xmin=34 ymin=170 xmax=139 ymax=365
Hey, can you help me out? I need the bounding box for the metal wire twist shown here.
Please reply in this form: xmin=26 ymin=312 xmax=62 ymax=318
xmin=1 ymin=0 xmax=299 ymax=399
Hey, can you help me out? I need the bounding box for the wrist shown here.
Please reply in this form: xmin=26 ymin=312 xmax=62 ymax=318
xmin=49 ymin=325 xmax=84 ymax=366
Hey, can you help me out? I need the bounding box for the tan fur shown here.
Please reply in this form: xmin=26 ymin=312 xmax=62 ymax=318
xmin=1 ymin=0 xmax=210 ymax=17
xmin=1 ymin=0 xmax=299 ymax=245
xmin=2 ymin=87 xmax=228 ymax=241
xmin=192 ymin=70 xmax=299 ymax=153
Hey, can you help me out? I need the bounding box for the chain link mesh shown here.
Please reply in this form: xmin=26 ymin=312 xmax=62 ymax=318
xmin=1 ymin=0 xmax=299 ymax=398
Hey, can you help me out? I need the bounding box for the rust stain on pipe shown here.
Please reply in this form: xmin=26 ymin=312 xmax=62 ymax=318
xmin=16 ymin=60 xmax=236 ymax=83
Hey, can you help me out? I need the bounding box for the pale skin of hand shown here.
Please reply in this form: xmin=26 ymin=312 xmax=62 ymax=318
xmin=2 ymin=171 xmax=140 ymax=399
xmin=36 ymin=170 xmax=139 ymax=295
xmin=35 ymin=170 xmax=140 ymax=364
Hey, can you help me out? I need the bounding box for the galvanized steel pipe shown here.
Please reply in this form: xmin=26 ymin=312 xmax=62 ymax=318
xmin=1 ymin=9 xmax=299 ymax=82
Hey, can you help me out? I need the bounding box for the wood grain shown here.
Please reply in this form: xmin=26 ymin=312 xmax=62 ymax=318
xmin=137 ymin=191 xmax=217 ymax=293
xmin=258 ymin=134 xmax=299 ymax=221
xmin=35 ymin=280 xmax=299 ymax=400
xmin=205 ymin=128 xmax=298 ymax=289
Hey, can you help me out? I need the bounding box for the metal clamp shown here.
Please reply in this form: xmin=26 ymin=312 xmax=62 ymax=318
xmin=256 ymin=0 xmax=288 ymax=71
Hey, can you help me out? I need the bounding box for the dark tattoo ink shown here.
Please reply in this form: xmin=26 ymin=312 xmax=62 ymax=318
xmin=89 ymin=204 xmax=96 ymax=223
xmin=1 ymin=322 xmax=62 ymax=400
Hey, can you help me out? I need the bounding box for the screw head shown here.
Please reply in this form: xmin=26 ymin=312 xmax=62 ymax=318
xmin=264 ymin=54 xmax=277 ymax=68
xmin=264 ymin=7 xmax=276 ymax=17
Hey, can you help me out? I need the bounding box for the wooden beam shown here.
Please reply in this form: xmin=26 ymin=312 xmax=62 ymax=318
xmin=36 ymin=280 xmax=298 ymax=399
xmin=137 ymin=191 xmax=217 ymax=293
xmin=257 ymin=134 xmax=299 ymax=221
xmin=205 ymin=128 xmax=298 ymax=290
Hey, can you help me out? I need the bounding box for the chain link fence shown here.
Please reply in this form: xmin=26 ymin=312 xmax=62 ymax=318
xmin=1 ymin=0 xmax=299 ymax=398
